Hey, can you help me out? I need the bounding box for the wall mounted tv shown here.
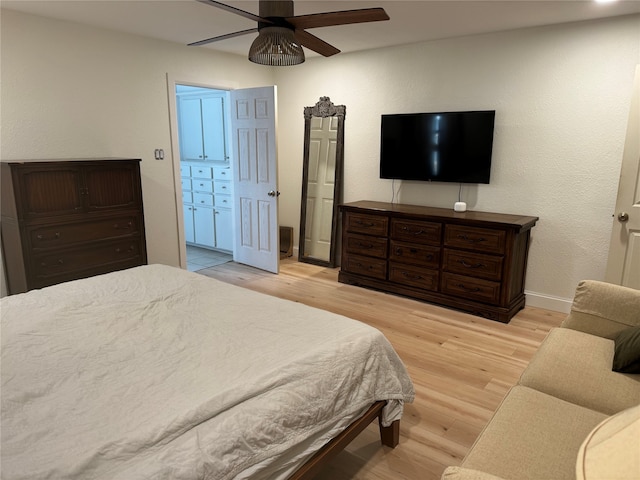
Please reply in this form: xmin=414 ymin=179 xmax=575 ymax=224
xmin=380 ymin=110 xmax=496 ymax=184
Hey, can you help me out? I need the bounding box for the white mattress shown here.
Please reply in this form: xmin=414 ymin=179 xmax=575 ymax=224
xmin=1 ymin=264 xmax=414 ymax=479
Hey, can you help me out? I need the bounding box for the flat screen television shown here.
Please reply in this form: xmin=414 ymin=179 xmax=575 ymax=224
xmin=380 ymin=110 xmax=496 ymax=183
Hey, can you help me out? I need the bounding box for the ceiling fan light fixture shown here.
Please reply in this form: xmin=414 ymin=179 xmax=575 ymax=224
xmin=248 ymin=26 xmax=305 ymax=66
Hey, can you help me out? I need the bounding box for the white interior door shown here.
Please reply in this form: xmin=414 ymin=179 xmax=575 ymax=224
xmin=305 ymin=116 xmax=337 ymax=260
xmin=230 ymin=86 xmax=279 ymax=274
xmin=605 ymin=65 xmax=640 ymax=289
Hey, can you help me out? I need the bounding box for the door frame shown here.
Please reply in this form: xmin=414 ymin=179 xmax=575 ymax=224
xmin=166 ymin=74 xmax=236 ymax=269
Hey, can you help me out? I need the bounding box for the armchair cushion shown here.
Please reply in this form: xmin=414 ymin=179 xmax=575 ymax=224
xmin=519 ymin=328 xmax=640 ymax=415
xmin=613 ymin=326 xmax=640 ymax=373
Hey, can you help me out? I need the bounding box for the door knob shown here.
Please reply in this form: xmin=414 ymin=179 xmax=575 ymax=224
xmin=268 ymin=190 xmax=281 ymax=197
xmin=618 ymin=212 xmax=629 ymax=222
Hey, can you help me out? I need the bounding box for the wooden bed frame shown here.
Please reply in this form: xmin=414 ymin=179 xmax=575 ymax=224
xmin=290 ymin=401 xmax=400 ymax=479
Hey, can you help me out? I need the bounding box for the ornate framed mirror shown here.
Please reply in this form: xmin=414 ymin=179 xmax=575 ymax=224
xmin=298 ymin=97 xmax=345 ymax=267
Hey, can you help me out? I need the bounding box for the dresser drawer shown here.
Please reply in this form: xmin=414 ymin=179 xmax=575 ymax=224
xmin=390 ymin=240 xmax=440 ymax=268
xmin=193 ymin=192 xmax=214 ymax=207
xmin=443 ymin=249 xmax=503 ymax=281
xmin=213 ymin=166 xmax=232 ymax=180
xmin=192 ymin=166 xmax=213 ymax=179
xmin=192 ymin=180 xmax=214 ymax=193
xmin=445 ymin=225 xmax=506 ymax=254
xmin=28 ymin=216 xmax=143 ymax=249
xmin=343 ymin=254 xmax=387 ymax=280
xmin=345 ymin=233 xmax=388 ymax=258
xmin=32 ymin=238 xmax=144 ymax=278
xmin=389 ymin=263 xmax=438 ymax=291
xmin=214 ymin=180 xmax=231 ymax=194
xmin=214 ymin=194 xmax=231 ymax=208
xmin=391 ymin=219 xmax=441 ymax=245
xmin=345 ymin=212 xmax=388 ymax=236
xmin=441 ymin=272 xmax=501 ymax=304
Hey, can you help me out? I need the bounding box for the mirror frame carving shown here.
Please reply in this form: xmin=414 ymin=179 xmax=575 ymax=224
xmin=298 ymin=96 xmax=345 ymax=267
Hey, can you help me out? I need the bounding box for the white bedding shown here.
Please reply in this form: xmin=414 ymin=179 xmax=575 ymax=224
xmin=1 ymin=264 xmax=414 ymax=479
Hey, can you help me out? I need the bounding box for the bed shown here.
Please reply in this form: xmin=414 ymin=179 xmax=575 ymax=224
xmin=1 ymin=264 xmax=414 ymax=479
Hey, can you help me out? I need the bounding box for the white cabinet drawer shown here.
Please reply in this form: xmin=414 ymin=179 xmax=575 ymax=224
xmin=183 ymin=191 xmax=193 ymax=204
xmin=181 ymin=178 xmax=192 ymax=191
xmin=192 ymin=180 xmax=214 ymax=193
xmin=192 ymin=166 xmax=213 ymax=179
xmin=214 ymin=194 xmax=232 ymax=208
xmin=193 ymin=192 xmax=214 ymax=207
xmin=214 ymin=180 xmax=231 ymax=194
xmin=213 ymin=166 xmax=232 ymax=180
xmin=180 ymin=164 xmax=191 ymax=177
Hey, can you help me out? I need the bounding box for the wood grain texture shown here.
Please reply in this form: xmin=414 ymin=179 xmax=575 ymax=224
xmin=197 ymin=259 xmax=564 ymax=480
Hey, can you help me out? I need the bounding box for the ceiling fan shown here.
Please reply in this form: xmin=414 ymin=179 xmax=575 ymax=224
xmin=189 ymin=0 xmax=390 ymax=66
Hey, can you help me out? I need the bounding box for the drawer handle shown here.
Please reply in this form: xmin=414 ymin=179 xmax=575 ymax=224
xmin=459 ymin=260 xmax=486 ymax=269
xmin=395 ymin=247 xmax=432 ymax=260
xmin=355 ymin=262 xmax=375 ymax=270
xmin=401 ymin=271 xmax=423 ymax=280
xmin=115 ymin=246 xmax=135 ymax=253
xmin=457 ymin=234 xmax=486 ymax=243
xmin=113 ymin=222 xmax=133 ymax=230
xmin=402 ymin=226 xmax=425 ymax=235
xmin=36 ymin=232 xmax=61 ymax=240
xmin=41 ymin=259 xmax=64 ymax=267
xmin=358 ymin=242 xmax=375 ymax=249
xmin=456 ymin=283 xmax=481 ymax=293
xmin=354 ymin=220 xmax=375 ymax=227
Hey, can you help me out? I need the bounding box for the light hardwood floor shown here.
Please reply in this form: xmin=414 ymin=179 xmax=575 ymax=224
xmin=197 ymin=259 xmax=566 ymax=480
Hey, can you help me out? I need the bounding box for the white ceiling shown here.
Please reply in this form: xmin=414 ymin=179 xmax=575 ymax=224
xmin=3 ymin=0 xmax=640 ymax=59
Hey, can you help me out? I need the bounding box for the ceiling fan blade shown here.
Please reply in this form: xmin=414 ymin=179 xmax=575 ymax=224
xmin=294 ymin=30 xmax=340 ymax=57
xmin=195 ymin=0 xmax=269 ymax=24
xmin=189 ymin=28 xmax=258 ymax=47
xmin=286 ymin=7 xmax=389 ymax=30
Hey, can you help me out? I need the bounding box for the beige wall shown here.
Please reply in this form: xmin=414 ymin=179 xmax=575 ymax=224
xmin=2 ymin=9 xmax=639 ymax=310
xmin=275 ymin=14 xmax=640 ymax=310
xmin=0 ymin=9 xmax=275 ymax=295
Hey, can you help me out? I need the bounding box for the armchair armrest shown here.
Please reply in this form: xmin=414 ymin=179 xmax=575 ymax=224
xmin=561 ymin=280 xmax=640 ymax=339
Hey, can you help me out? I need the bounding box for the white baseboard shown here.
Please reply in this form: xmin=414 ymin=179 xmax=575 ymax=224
xmin=525 ymin=290 xmax=573 ymax=313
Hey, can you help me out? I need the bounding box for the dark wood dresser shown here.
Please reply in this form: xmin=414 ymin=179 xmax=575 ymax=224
xmin=338 ymin=201 xmax=538 ymax=322
xmin=1 ymin=158 xmax=147 ymax=294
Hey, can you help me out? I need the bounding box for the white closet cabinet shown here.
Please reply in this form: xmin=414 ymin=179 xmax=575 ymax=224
xmin=181 ymin=162 xmax=233 ymax=251
xmin=178 ymin=93 xmax=227 ymax=162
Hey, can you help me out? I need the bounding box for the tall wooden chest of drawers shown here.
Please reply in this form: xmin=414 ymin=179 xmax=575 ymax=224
xmin=1 ymin=158 xmax=147 ymax=294
xmin=338 ymin=201 xmax=538 ymax=323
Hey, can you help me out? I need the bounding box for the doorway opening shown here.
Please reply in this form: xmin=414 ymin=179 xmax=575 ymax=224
xmin=175 ymin=84 xmax=233 ymax=271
